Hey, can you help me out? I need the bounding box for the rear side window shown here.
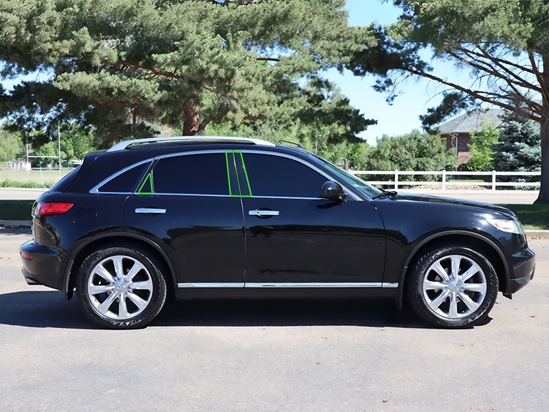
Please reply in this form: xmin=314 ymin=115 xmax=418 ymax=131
xmin=98 ymin=162 xmax=150 ymax=193
xmin=152 ymin=153 xmax=228 ymax=195
xmin=49 ymin=167 xmax=81 ymax=192
xmin=242 ymin=153 xmax=326 ymax=198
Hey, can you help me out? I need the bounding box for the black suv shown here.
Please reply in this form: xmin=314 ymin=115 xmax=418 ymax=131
xmin=20 ymin=137 xmax=536 ymax=329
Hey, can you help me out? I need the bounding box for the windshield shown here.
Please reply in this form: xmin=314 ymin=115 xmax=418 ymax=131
xmin=312 ymin=155 xmax=383 ymax=199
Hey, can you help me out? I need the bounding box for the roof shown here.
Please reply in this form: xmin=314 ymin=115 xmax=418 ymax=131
xmin=437 ymin=108 xmax=503 ymax=135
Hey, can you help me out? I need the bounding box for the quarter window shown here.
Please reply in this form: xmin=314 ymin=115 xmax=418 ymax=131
xmin=99 ymin=162 xmax=149 ymax=193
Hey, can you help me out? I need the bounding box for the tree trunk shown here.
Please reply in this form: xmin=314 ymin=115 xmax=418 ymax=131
xmin=536 ymin=114 xmax=549 ymax=203
xmin=535 ymin=55 xmax=549 ymax=204
xmin=183 ymin=101 xmax=200 ymax=136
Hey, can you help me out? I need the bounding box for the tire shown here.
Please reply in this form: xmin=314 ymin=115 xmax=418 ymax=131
xmin=407 ymin=245 xmax=499 ymax=328
xmin=76 ymin=246 xmax=167 ymax=329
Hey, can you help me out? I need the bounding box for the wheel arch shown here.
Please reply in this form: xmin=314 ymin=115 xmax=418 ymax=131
xmin=64 ymin=232 xmax=176 ymax=300
xmin=396 ymin=231 xmax=509 ymax=309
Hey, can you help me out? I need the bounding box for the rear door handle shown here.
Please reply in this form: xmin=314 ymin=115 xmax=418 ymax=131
xmin=248 ymin=210 xmax=279 ymax=217
xmin=135 ymin=208 xmax=166 ymax=214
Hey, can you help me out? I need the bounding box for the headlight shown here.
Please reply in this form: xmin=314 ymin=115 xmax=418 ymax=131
xmin=486 ymin=218 xmax=524 ymax=234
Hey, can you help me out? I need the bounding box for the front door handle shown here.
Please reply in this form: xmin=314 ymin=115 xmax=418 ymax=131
xmin=135 ymin=208 xmax=166 ymax=214
xmin=248 ymin=210 xmax=279 ymax=217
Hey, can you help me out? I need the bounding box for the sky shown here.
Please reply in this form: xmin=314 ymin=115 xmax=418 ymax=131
xmin=1 ymin=0 xmax=474 ymax=146
xmin=336 ymin=0 xmax=473 ymax=145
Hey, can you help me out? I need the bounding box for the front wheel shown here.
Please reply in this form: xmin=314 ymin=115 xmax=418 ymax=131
xmin=407 ymin=246 xmax=499 ymax=328
xmin=76 ymin=246 xmax=167 ymax=329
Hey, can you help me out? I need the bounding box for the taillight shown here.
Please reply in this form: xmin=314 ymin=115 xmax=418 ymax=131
xmin=20 ymin=251 xmax=33 ymax=260
xmin=35 ymin=202 xmax=74 ymax=216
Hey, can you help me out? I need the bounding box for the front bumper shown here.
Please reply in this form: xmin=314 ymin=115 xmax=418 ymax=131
xmin=506 ymin=247 xmax=536 ymax=294
xmin=20 ymin=240 xmax=64 ymax=291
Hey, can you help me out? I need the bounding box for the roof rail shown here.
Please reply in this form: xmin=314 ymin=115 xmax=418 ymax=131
xmin=108 ymin=136 xmax=275 ymax=152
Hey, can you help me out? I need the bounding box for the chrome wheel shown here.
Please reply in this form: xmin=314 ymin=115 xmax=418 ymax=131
xmin=87 ymin=255 xmax=154 ymax=320
xmin=422 ymin=254 xmax=487 ymax=320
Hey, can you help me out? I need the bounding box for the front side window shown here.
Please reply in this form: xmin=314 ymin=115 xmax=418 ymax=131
xmin=242 ymin=153 xmax=327 ymax=198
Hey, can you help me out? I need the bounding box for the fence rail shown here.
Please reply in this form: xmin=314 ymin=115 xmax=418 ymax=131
xmin=0 ymin=167 xmax=542 ymax=191
xmin=351 ymin=170 xmax=541 ymax=191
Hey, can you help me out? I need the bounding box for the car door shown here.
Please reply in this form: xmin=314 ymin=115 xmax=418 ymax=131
xmin=123 ymin=151 xmax=246 ymax=288
xmin=235 ymin=151 xmax=386 ymax=288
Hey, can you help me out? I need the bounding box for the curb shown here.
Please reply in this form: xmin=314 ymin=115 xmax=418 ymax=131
xmin=525 ymin=230 xmax=549 ymax=239
xmin=0 ymin=220 xmax=32 ymax=228
xmin=1 ymin=220 xmax=548 ymax=238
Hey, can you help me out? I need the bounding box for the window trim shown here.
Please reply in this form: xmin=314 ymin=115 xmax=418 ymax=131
xmin=89 ymin=149 xmax=361 ymax=201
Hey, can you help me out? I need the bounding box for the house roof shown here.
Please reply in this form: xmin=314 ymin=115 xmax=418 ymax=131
xmin=437 ymin=108 xmax=503 ymax=135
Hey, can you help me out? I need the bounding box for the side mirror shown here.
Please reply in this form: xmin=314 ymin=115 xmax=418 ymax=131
xmin=319 ymin=181 xmax=346 ymax=201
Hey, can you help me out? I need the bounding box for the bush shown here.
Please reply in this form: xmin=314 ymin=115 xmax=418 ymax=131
xmin=0 ymin=180 xmax=53 ymax=188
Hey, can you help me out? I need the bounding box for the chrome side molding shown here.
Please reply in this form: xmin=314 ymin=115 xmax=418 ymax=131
xmin=178 ymin=282 xmax=398 ymax=289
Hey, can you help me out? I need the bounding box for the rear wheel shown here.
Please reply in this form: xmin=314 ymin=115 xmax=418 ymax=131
xmin=76 ymin=246 xmax=167 ymax=329
xmin=407 ymin=246 xmax=499 ymax=328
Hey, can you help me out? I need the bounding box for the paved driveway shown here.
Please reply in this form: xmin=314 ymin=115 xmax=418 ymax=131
xmin=1 ymin=229 xmax=547 ymax=411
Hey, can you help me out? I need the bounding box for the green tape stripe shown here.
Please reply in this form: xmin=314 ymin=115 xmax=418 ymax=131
xmin=225 ymin=150 xmax=252 ymax=198
xmin=137 ymin=172 xmax=154 ymax=195
xmin=239 ymin=152 xmax=253 ymax=198
xmin=225 ymin=152 xmax=234 ymax=197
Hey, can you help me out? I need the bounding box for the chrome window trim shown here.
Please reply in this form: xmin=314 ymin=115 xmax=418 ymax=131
xmin=90 ymin=148 xmax=360 ymax=201
xmin=151 ymin=193 xmax=326 ymax=201
xmin=89 ymin=159 xmax=153 ymax=194
xmin=177 ymin=282 xmax=398 ymax=289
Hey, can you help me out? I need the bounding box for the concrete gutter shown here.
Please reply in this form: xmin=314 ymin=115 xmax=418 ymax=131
xmin=1 ymin=220 xmax=548 ymax=239
xmin=0 ymin=220 xmax=32 ymax=228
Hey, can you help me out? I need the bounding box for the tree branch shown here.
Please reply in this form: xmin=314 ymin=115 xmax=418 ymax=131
xmin=256 ymin=57 xmax=280 ymax=62
xmin=106 ymin=60 xmax=183 ymax=80
xmin=447 ymin=48 xmax=542 ymax=93
xmin=404 ymin=65 xmax=541 ymax=122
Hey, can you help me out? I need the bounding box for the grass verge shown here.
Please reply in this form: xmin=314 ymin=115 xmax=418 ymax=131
xmin=501 ymin=204 xmax=549 ymax=230
xmin=0 ymin=200 xmax=35 ymax=221
xmin=0 ymin=180 xmax=53 ymax=188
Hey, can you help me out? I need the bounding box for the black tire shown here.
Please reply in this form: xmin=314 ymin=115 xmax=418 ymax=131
xmin=76 ymin=246 xmax=167 ymax=329
xmin=407 ymin=245 xmax=499 ymax=328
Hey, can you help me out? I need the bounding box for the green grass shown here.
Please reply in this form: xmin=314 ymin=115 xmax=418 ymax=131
xmin=0 ymin=169 xmax=70 ymax=186
xmin=500 ymin=204 xmax=549 ymax=230
xmin=0 ymin=179 xmax=53 ymax=188
xmin=0 ymin=200 xmax=35 ymax=221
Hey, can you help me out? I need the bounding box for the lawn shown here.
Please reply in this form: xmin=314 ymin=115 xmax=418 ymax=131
xmin=501 ymin=204 xmax=549 ymax=230
xmin=0 ymin=200 xmax=35 ymax=221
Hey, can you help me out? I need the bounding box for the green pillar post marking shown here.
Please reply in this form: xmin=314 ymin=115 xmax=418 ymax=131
xmin=137 ymin=172 xmax=154 ymax=194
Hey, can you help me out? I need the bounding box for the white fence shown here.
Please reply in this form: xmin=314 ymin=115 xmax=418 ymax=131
xmin=351 ymin=170 xmax=541 ymax=191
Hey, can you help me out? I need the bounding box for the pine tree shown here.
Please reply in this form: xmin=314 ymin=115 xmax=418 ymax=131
xmin=494 ymin=112 xmax=541 ymax=185
xmin=0 ymin=0 xmax=374 ymax=148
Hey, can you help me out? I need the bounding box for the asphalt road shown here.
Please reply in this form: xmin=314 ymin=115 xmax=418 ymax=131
xmin=1 ymin=228 xmax=548 ymax=412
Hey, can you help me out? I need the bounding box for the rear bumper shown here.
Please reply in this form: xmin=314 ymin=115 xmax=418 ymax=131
xmin=506 ymin=247 xmax=536 ymax=294
xmin=20 ymin=240 xmax=64 ymax=291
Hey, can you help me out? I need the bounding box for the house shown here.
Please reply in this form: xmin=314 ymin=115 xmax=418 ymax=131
xmin=6 ymin=160 xmax=31 ymax=170
xmin=436 ymin=108 xmax=503 ymax=167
